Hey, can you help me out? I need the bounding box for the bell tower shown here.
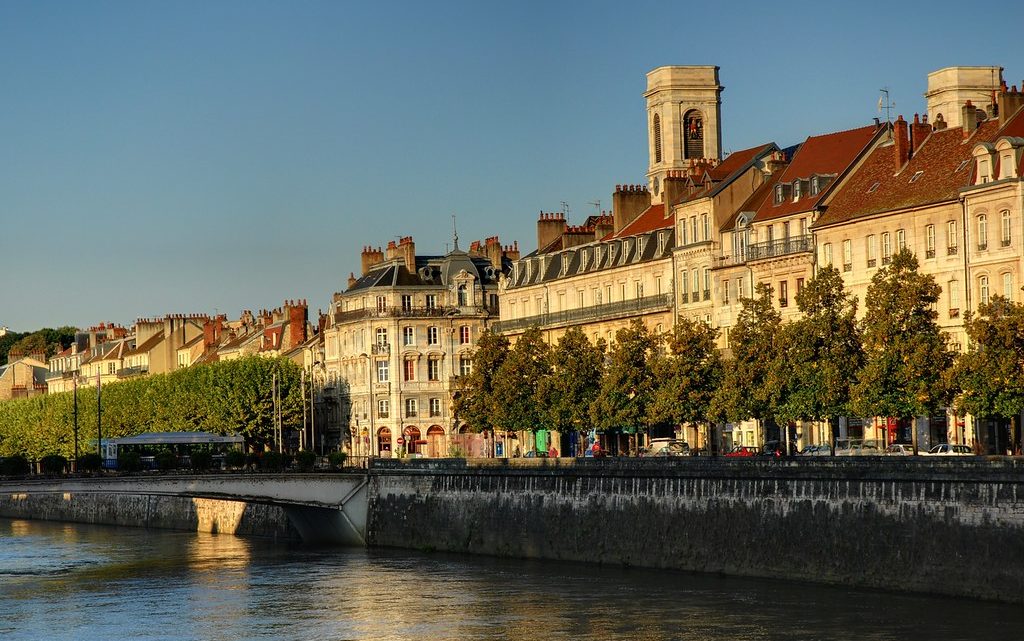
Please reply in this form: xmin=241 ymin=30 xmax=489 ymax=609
xmin=645 ymin=66 xmax=723 ymax=204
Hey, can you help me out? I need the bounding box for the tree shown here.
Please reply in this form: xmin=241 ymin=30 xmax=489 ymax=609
xmin=711 ymin=283 xmax=781 ymax=447
xmin=649 ymin=317 xmax=722 ymax=449
xmin=451 ymin=329 xmax=509 ymax=434
xmin=491 ymin=327 xmax=552 ymax=434
xmin=589 ymin=319 xmax=658 ymax=450
xmin=951 ymin=295 xmax=1024 ymax=454
xmin=538 ymin=328 xmax=605 ymax=439
xmin=771 ymin=266 xmax=862 ymax=448
xmin=852 ymin=250 xmax=952 ymax=452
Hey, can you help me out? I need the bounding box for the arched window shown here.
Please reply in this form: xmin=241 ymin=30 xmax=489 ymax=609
xmin=652 ymin=113 xmax=662 ymax=164
xmin=978 ymin=215 xmax=988 ymax=250
xmin=683 ymin=109 xmax=704 ymax=159
xmin=457 ymin=283 xmax=468 ymax=306
xmin=979 ymin=275 xmax=990 ymax=305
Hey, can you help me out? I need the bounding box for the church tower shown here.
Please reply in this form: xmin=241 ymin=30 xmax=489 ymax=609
xmin=644 ymin=66 xmax=723 ymax=204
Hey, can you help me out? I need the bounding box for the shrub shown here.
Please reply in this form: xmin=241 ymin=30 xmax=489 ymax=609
xmin=327 ymin=451 xmax=348 ymax=469
xmin=155 ymin=450 xmax=178 ymax=471
xmin=246 ymin=452 xmax=261 ymax=470
xmin=259 ymin=451 xmax=284 ymax=472
xmin=448 ymin=445 xmax=466 ymax=459
xmin=78 ymin=453 xmax=103 ymax=473
xmin=0 ymin=455 xmax=31 ymax=476
xmin=282 ymin=453 xmax=294 ymax=469
xmin=295 ymin=450 xmax=316 ymax=472
xmin=190 ymin=451 xmax=213 ymax=472
xmin=117 ymin=451 xmax=143 ymax=473
xmin=225 ymin=450 xmax=247 ymax=469
xmin=40 ymin=454 xmax=69 ymax=475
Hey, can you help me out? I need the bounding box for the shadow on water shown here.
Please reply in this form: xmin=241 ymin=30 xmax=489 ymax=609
xmin=2 ymin=518 xmax=1022 ymax=641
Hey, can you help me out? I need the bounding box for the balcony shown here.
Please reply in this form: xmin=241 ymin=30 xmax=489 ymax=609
xmin=492 ymin=293 xmax=672 ymax=334
xmin=371 ymin=343 xmax=390 ymax=355
xmin=925 ymin=249 xmax=935 ymax=259
xmin=680 ymin=293 xmax=689 ymax=304
xmin=702 ymin=290 xmax=711 ymax=301
xmin=843 ymin=263 xmax=852 ymax=272
xmin=978 ymin=242 xmax=988 ymax=251
xmin=116 ymin=365 xmax=149 ymax=379
xmin=1002 ymin=239 xmax=1012 ymax=247
xmin=745 ymin=234 xmax=813 ymax=262
xmin=947 ymin=246 xmax=958 ymax=256
xmin=867 ymin=258 xmax=877 ymax=268
xmin=882 ymin=256 xmax=892 ymax=265
xmin=333 ymin=304 xmax=495 ymax=324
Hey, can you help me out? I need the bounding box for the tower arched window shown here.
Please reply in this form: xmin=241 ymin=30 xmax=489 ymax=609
xmin=652 ymin=113 xmax=662 ymax=164
xmin=683 ymin=109 xmax=704 ymax=159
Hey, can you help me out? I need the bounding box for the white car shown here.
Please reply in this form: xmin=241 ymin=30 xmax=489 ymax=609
xmin=923 ymin=443 xmax=974 ymax=456
xmin=885 ymin=444 xmax=915 ymax=456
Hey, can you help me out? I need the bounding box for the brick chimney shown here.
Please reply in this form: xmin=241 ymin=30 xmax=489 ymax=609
xmin=612 ymin=184 xmax=651 ymax=233
xmin=536 ymin=212 xmax=567 ymax=252
xmin=503 ymin=241 xmax=520 ymax=261
xmin=661 ymin=171 xmax=689 ymax=209
xmin=962 ymin=101 xmax=978 ymax=135
xmin=203 ymin=316 xmax=224 ymax=348
xmin=347 ymin=272 xmax=358 ymax=289
xmin=287 ymin=299 xmax=308 ymax=350
xmin=910 ymin=114 xmax=931 ymax=155
xmin=361 ymin=246 xmax=384 ymax=275
xmin=763 ymin=149 xmax=788 ymax=175
xmin=593 ymin=213 xmax=614 ymax=240
xmin=396 ymin=236 xmax=416 ymax=272
xmin=999 ymin=82 xmax=1024 ymax=127
xmin=484 ymin=236 xmax=503 ymax=269
xmin=893 ymin=115 xmax=909 ymax=169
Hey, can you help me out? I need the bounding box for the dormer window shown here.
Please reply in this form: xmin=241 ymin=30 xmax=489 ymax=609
xmin=909 ymin=170 xmax=924 ymax=183
xmin=1001 ymin=152 xmax=1014 ymax=179
xmin=810 ymin=176 xmax=820 ymax=195
xmin=774 ymin=184 xmax=785 ymax=204
xmin=637 ymin=237 xmax=646 ymax=255
xmin=792 ymin=180 xmax=802 ymax=200
xmin=579 ymin=249 xmax=588 ymax=273
xmin=979 ymin=159 xmax=991 ymax=183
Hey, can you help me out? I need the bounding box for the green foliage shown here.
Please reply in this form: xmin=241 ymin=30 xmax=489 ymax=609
xmin=491 ymin=327 xmax=552 ymax=433
xmin=327 ymin=451 xmax=348 ymax=469
xmin=589 ymin=320 xmax=658 ymax=434
xmin=952 ymin=296 xmax=1024 ymax=423
xmin=259 ymin=451 xmax=285 ymax=472
xmin=852 ymin=250 xmax=952 ymax=420
xmin=0 ymin=356 xmax=303 ymax=459
xmin=295 ymin=450 xmax=316 ymax=471
xmin=117 ymin=451 xmax=143 ymax=473
xmin=451 ymin=330 xmax=510 ymax=433
xmin=447 ymin=445 xmax=466 ymax=459
xmin=537 ymin=328 xmax=605 ymax=434
xmin=712 ymin=283 xmax=781 ymax=424
xmin=78 ymin=453 xmax=103 ymax=472
xmin=40 ymin=454 xmax=68 ymax=475
xmin=189 ymin=451 xmax=213 ymax=472
xmin=2 ymin=326 xmax=77 ymax=363
xmin=771 ymin=266 xmax=862 ymax=425
xmin=225 ymin=450 xmax=247 ymax=469
xmin=1 ymin=454 xmax=31 ymax=476
xmin=649 ymin=318 xmax=722 ymax=433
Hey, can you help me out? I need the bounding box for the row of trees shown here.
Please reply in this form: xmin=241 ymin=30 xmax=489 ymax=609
xmin=454 ymin=251 xmax=1024 ymax=453
xmin=0 ymin=326 xmax=78 ymax=365
xmin=0 ymin=356 xmax=304 ymax=459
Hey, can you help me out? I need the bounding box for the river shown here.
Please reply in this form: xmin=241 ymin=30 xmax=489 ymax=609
xmin=1 ymin=518 xmax=1021 ymax=641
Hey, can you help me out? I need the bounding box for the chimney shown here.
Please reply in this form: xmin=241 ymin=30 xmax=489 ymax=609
xmin=398 ymin=236 xmax=416 ymax=272
xmin=661 ymin=171 xmax=689 ymax=209
xmin=962 ymin=101 xmax=978 ymax=134
xmin=998 ymin=83 xmax=1024 ymax=127
xmin=763 ymin=150 xmax=788 ymax=176
xmin=287 ymin=300 xmax=308 ymax=350
xmin=360 ymin=246 xmax=385 ymax=275
xmin=347 ymin=272 xmax=358 ymax=289
xmin=484 ymin=236 xmax=503 ymax=269
xmin=611 ymin=184 xmax=651 ymax=233
xmin=893 ymin=115 xmax=909 ymax=169
xmin=910 ymin=114 xmax=931 ymax=155
xmin=503 ymin=241 xmax=520 ymax=261
xmin=536 ymin=212 xmax=567 ymax=253
xmin=593 ymin=213 xmax=614 ymax=240
xmin=203 ymin=318 xmax=217 ymax=348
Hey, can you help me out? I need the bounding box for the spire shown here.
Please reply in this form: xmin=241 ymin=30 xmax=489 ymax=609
xmin=451 ymin=213 xmax=460 ymax=251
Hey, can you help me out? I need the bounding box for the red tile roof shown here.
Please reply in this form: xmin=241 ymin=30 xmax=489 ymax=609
xmin=721 ymin=172 xmax=781 ymax=232
xmin=816 ymin=118 xmax=1005 ymax=228
xmin=610 ymin=203 xmax=669 ymax=238
xmin=753 ymin=125 xmax=881 ymax=223
xmin=672 ymin=143 xmax=777 ymax=206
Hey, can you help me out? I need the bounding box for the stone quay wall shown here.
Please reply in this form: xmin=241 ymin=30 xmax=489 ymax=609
xmin=366 ymin=457 xmax=1024 ymax=603
xmin=0 ymin=481 xmax=297 ymax=541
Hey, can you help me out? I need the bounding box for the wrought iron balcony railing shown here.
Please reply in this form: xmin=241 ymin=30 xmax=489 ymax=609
xmin=493 ymin=293 xmax=672 ymax=334
xmin=744 ymin=234 xmax=813 ymax=262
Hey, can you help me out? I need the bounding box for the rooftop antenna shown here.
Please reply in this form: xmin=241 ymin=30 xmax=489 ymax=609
xmin=451 ymin=213 xmax=459 ymax=251
xmin=878 ymin=87 xmax=895 ymax=130
xmin=588 ymin=200 xmax=602 ymax=216
xmin=560 ymin=201 xmax=570 ymax=218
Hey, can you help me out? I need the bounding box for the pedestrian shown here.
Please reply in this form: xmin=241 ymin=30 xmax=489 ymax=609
xmin=548 ymin=443 xmax=558 ymax=459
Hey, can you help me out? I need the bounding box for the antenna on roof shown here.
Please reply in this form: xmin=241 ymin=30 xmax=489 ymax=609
xmin=878 ymin=88 xmax=895 ymax=130
xmin=560 ymin=201 xmax=570 ymax=217
xmin=451 ymin=213 xmax=459 ymax=251
xmin=588 ymin=200 xmax=601 ymax=215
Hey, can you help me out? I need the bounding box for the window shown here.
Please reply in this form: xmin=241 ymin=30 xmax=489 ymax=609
xmin=866 ymin=234 xmax=877 ymax=267
xmin=842 ymin=239 xmax=852 ymax=272
xmin=427 ymin=326 xmax=439 ymax=345
xmin=783 ymin=221 xmax=791 ymax=241
xmin=459 ymin=356 xmax=472 ymax=376
xmin=703 ymin=268 xmax=711 ymax=300
xmin=690 ymin=217 xmax=698 ymax=242
xmin=948 ymin=280 xmax=961 ymax=318
xmin=867 ymin=181 xmax=880 ymax=193
xmin=947 ymin=220 xmax=958 ymax=255
xmin=779 ymin=281 xmax=789 ymax=308
xmin=429 ymin=398 xmax=441 ymax=417
xmin=692 ymin=270 xmax=700 ymax=301
xmin=881 ymin=233 xmax=891 ymax=264
xmin=792 ymin=180 xmax=802 ymax=200
xmin=799 ymin=217 xmax=808 ymax=236
xmin=979 ymin=159 xmax=991 ymax=183
xmin=822 ymin=242 xmax=833 ymax=266
xmin=459 ymin=326 xmax=470 ymax=344
xmin=401 ymin=295 xmax=413 ymax=311
xmin=378 ymin=399 xmax=390 ymax=418
xmin=606 ymin=285 xmax=612 ymax=303
xmin=796 ymin=277 xmax=805 ymax=294
xmin=376 ymin=328 xmax=388 ymax=346
xmin=403 ymin=358 xmax=415 ymax=382
xmin=775 ymin=184 xmax=785 ymax=205
xmin=425 ymin=294 xmax=437 ymax=310
xmin=680 ymin=269 xmax=688 ymax=302
xmin=656 ymin=276 xmax=663 ymax=295
xmin=925 ymin=225 xmax=936 ymax=258
xmin=1001 ymin=210 xmax=1011 ymax=246
xmin=1003 ymin=273 xmax=1014 ymax=300
xmin=621 ymin=283 xmax=627 ymax=301
xmin=376 ymin=296 xmax=387 ymax=312
xmin=978 ymin=215 xmax=988 ymax=250
xmin=457 ymin=284 xmax=468 ymax=306
xmin=577 ymin=290 xmax=584 ymax=308
xmin=896 ymin=229 xmax=906 ymax=253
xmin=980 ymin=275 xmax=990 ymax=305
xmin=722 ymin=279 xmax=730 ymax=304
xmin=405 ymin=399 xmax=418 ymax=418
xmin=701 ymin=213 xmax=709 ymax=241
xmin=652 ymin=113 xmax=662 ymax=163
xmin=376 ymin=360 xmax=389 ymax=383
xmin=402 ymin=327 xmax=414 ymax=346
xmin=427 ymin=359 xmax=440 ymax=381
xmin=635 ymin=281 xmax=643 ymax=298
xmin=679 ymin=220 xmax=688 ymax=245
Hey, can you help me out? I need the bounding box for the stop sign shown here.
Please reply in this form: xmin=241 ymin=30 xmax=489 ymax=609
xmin=397 ymin=437 xmax=405 ymax=445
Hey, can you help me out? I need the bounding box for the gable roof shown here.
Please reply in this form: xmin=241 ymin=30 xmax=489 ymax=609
xmin=753 ymin=124 xmax=881 ymax=223
xmin=721 ymin=172 xmax=782 ymax=232
xmin=609 ymin=204 xmax=669 ymax=239
xmin=671 ymin=143 xmax=778 ymax=206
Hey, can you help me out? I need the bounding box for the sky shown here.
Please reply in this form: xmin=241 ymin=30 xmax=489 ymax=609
xmin=2 ymin=0 xmax=1023 ymax=331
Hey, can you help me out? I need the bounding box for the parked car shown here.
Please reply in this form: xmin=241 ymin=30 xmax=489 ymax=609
xmin=922 ymin=443 xmax=974 ymax=456
xmin=759 ymin=441 xmax=798 ymax=457
xmin=644 ymin=438 xmax=690 ymax=457
xmin=885 ymin=443 xmax=915 ymax=456
xmin=799 ymin=443 xmax=833 ymax=456
xmin=835 ymin=439 xmax=883 ymax=456
xmin=724 ymin=446 xmax=758 ymax=457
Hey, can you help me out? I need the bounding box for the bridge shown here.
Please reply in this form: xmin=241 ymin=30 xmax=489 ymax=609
xmin=0 ymin=473 xmax=369 ymax=545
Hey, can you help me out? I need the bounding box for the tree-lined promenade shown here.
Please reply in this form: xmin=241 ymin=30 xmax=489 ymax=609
xmin=456 ymin=250 xmax=1024 ymax=454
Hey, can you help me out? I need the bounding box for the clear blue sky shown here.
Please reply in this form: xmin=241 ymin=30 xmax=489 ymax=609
xmin=3 ymin=0 xmax=1022 ymax=331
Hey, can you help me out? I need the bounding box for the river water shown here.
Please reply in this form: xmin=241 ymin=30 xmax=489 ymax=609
xmin=1 ymin=518 xmax=1021 ymax=641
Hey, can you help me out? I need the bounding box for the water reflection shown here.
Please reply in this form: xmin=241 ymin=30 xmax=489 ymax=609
xmin=1 ymin=518 xmax=1022 ymax=641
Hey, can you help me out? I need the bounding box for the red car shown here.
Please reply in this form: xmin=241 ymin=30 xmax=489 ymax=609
xmin=724 ymin=446 xmax=758 ymax=457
